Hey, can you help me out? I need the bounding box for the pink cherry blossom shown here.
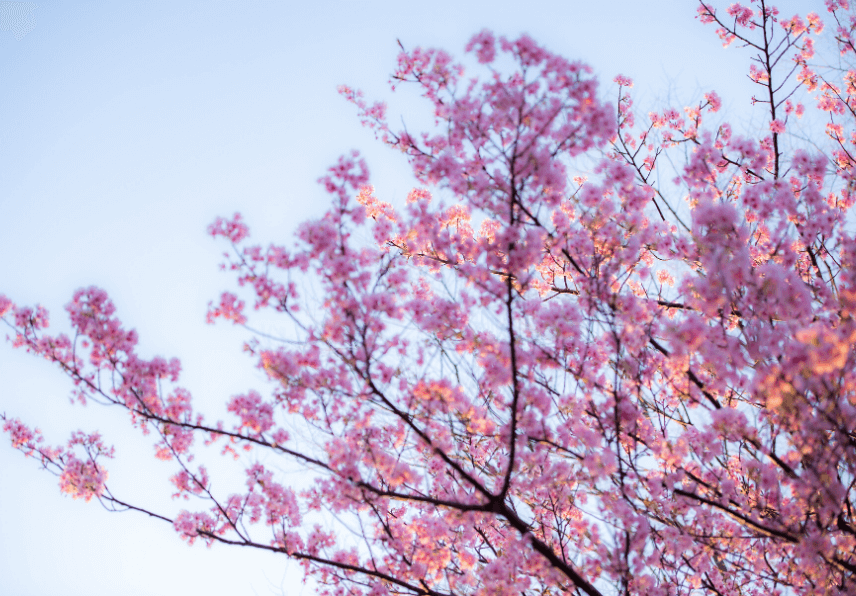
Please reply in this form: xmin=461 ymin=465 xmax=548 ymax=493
xmin=6 ymin=5 xmax=856 ymax=596
xmin=207 ymin=212 xmax=249 ymax=243
xmin=206 ymin=292 xmax=247 ymax=325
xmin=465 ymin=29 xmax=496 ymax=64
xmin=59 ymin=455 xmax=108 ymax=502
xmin=704 ymin=90 xmax=722 ymax=111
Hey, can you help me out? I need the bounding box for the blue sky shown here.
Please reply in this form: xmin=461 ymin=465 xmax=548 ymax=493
xmin=0 ymin=0 xmax=819 ymax=594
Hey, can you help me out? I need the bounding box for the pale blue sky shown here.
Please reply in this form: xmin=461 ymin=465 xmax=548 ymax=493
xmin=0 ymin=1 xmax=818 ymax=594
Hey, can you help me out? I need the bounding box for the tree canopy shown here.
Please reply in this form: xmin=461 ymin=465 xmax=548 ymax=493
xmin=4 ymin=1 xmax=856 ymax=595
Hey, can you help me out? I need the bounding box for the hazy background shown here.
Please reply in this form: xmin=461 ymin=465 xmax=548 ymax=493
xmin=0 ymin=0 xmax=821 ymax=594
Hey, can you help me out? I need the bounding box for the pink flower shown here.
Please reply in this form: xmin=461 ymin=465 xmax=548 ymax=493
xmin=782 ymin=15 xmax=807 ymax=35
xmin=697 ymin=3 xmax=716 ymax=23
xmin=727 ymin=3 xmax=755 ymax=28
xmin=749 ymin=64 xmax=769 ymax=83
xmin=0 ymin=294 xmax=12 ymax=318
xmin=227 ymin=390 xmax=274 ymax=434
xmin=704 ymin=91 xmax=722 ymax=112
xmin=2 ymin=418 xmax=40 ymax=453
xmin=206 ymin=292 xmax=247 ymax=325
xmin=656 ymin=269 xmax=675 ymax=286
xmin=807 ymin=12 xmax=823 ymax=33
xmin=59 ymin=455 xmax=108 ymax=502
xmin=208 ymin=213 xmax=249 ymax=243
xmin=613 ymin=74 xmax=633 ymax=88
xmin=827 ymin=121 xmax=844 ymax=140
xmin=770 ymin=119 xmax=786 ymax=134
xmin=796 ymin=324 xmax=849 ymax=374
xmin=465 ymin=29 xmax=496 ymax=64
xmin=174 ymin=510 xmax=216 ymax=546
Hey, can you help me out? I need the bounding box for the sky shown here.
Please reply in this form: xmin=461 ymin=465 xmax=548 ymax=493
xmin=0 ymin=0 xmax=823 ymax=595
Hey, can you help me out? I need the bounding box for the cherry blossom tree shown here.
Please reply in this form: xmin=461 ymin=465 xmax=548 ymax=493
xmin=4 ymin=1 xmax=856 ymax=594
